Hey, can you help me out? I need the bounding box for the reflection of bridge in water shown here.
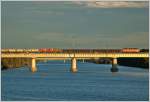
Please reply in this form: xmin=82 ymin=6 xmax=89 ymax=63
xmin=1 ymin=52 xmax=149 ymax=73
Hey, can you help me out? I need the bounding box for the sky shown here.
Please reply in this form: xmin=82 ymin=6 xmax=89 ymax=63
xmin=1 ymin=1 xmax=149 ymax=49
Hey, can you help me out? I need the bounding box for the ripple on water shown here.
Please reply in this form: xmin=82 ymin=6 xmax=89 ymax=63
xmin=1 ymin=62 xmax=149 ymax=101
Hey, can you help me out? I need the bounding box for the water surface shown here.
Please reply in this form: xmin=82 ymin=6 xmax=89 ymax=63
xmin=1 ymin=61 xmax=149 ymax=101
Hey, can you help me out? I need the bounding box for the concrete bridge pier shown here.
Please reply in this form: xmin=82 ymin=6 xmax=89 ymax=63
xmin=70 ymin=58 xmax=78 ymax=73
xmin=111 ymin=58 xmax=118 ymax=72
xmin=82 ymin=59 xmax=85 ymax=63
xmin=31 ymin=58 xmax=37 ymax=73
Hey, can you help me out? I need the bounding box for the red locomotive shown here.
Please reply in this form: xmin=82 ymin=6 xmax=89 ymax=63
xmin=38 ymin=48 xmax=62 ymax=53
xmin=121 ymin=48 xmax=140 ymax=53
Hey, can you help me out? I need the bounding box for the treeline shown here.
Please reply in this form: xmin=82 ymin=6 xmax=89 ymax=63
xmin=117 ymin=58 xmax=149 ymax=69
xmin=86 ymin=58 xmax=149 ymax=69
xmin=1 ymin=58 xmax=43 ymax=70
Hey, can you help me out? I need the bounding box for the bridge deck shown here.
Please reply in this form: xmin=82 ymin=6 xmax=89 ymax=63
xmin=1 ymin=53 xmax=149 ymax=59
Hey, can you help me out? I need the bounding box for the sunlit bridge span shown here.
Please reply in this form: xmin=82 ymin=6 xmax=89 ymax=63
xmin=1 ymin=48 xmax=149 ymax=73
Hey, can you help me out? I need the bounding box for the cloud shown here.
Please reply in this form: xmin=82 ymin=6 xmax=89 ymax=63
xmin=3 ymin=31 xmax=148 ymax=49
xmin=33 ymin=32 xmax=113 ymax=48
xmin=108 ymin=32 xmax=149 ymax=48
xmin=33 ymin=32 xmax=124 ymax=48
xmin=73 ymin=1 xmax=148 ymax=8
xmin=35 ymin=32 xmax=65 ymax=41
xmin=32 ymin=10 xmax=64 ymax=15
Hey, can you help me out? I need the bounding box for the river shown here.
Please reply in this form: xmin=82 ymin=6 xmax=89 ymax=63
xmin=1 ymin=61 xmax=149 ymax=101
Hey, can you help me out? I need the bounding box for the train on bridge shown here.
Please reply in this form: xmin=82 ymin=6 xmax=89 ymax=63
xmin=1 ymin=48 xmax=148 ymax=53
xmin=62 ymin=48 xmax=141 ymax=53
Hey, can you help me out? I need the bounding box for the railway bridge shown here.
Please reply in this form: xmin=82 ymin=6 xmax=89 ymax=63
xmin=1 ymin=52 xmax=149 ymax=73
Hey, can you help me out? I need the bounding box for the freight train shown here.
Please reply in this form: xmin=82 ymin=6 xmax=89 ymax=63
xmin=62 ymin=48 xmax=140 ymax=53
xmin=1 ymin=49 xmax=39 ymax=53
xmin=1 ymin=48 xmax=145 ymax=53
xmin=1 ymin=48 xmax=62 ymax=53
xmin=38 ymin=48 xmax=62 ymax=53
